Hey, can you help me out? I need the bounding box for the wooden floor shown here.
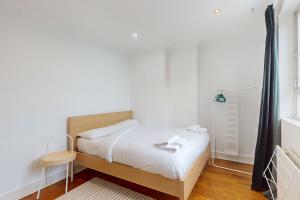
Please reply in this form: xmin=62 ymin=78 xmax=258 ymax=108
xmin=22 ymin=159 xmax=264 ymax=200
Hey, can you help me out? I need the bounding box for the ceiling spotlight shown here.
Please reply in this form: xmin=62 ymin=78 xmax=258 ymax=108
xmin=214 ymin=8 xmax=221 ymax=15
xmin=130 ymin=32 xmax=139 ymax=40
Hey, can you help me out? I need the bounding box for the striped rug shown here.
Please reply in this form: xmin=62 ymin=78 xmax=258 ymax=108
xmin=56 ymin=178 xmax=154 ymax=200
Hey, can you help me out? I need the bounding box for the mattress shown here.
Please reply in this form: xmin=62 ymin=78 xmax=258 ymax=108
xmin=77 ymin=125 xmax=210 ymax=179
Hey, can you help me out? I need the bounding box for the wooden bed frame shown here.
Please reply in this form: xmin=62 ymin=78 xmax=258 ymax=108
xmin=68 ymin=111 xmax=210 ymax=200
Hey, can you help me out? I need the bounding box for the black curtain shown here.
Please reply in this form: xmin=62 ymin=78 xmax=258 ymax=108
xmin=252 ymin=5 xmax=280 ymax=191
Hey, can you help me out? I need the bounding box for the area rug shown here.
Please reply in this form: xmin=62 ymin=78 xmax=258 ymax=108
xmin=55 ymin=177 xmax=154 ymax=200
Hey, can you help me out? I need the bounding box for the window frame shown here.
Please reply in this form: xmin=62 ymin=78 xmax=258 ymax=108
xmin=295 ymin=6 xmax=300 ymax=120
xmin=293 ymin=10 xmax=300 ymax=120
xmin=293 ymin=4 xmax=300 ymax=121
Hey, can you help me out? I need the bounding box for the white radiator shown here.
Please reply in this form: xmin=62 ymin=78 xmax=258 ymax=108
xmin=263 ymin=145 xmax=300 ymax=200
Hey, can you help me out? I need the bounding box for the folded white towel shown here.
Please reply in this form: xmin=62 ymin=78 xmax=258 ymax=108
xmin=186 ymin=125 xmax=207 ymax=133
xmin=154 ymin=143 xmax=181 ymax=153
xmin=167 ymin=135 xmax=187 ymax=147
xmin=154 ymin=135 xmax=187 ymax=153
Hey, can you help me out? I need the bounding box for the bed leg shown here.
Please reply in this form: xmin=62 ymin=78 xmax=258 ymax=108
xmin=179 ymin=194 xmax=186 ymax=200
xmin=179 ymin=184 xmax=186 ymax=200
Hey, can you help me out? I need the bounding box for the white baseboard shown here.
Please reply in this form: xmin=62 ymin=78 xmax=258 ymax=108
xmin=0 ymin=166 xmax=84 ymax=200
xmin=213 ymin=151 xmax=254 ymax=164
xmin=0 ymin=170 xmax=65 ymax=200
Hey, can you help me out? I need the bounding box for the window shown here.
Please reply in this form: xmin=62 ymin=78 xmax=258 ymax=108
xmin=296 ymin=11 xmax=300 ymax=118
xmin=296 ymin=11 xmax=300 ymax=117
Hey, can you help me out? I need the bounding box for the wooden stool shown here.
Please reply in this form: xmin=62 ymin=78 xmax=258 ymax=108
xmin=37 ymin=135 xmax=76 ymax=199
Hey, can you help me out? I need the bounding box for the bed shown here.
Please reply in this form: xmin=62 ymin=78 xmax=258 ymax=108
xmin=68 ymin=111 xmax=210 ymax=200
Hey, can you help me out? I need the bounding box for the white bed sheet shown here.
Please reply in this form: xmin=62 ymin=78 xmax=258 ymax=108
xmin=77 ymin=125 xmax=210 ymax=179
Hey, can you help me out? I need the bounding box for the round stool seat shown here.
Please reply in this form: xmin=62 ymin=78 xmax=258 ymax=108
xmin=40 ymin=151 xmax=76 ymax=167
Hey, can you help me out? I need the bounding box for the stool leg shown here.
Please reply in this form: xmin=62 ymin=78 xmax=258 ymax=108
xmin=36 ymin=167 xmax=45 ymax=199
xmin=71 ymin=161 xmax=74 ymax=182
xmin=65 ymin=163 xmax=69 ymax=194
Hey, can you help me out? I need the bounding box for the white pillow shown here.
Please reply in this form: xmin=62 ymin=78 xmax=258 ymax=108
xmin=116 ymin=119 xmax=140 ymax=128
xmin=78 ymin=125 xmax=116 ymax=140
xmin=78 ymin=119 xmax=140 ymax=140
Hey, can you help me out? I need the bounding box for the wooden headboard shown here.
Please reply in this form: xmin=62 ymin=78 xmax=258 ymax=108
xmin=68 ymin=111 xmax=133 ymax=150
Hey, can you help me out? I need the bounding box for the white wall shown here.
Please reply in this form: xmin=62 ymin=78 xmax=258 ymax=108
xmin=130 ymin=48 xmax=198 ymax=126
xmin=0 ymin=7 xmax=130 ymax=199
xmin=130 ymin=51 xmax=168 ymax=126
xmin=197 ymin=36 xmax=265 ymax=163
xmin=166 ymin=48 xmax=198 ymax=126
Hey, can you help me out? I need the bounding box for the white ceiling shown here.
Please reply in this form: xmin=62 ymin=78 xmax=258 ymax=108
xmin=3 ymin=0 xmax=272 ymax=55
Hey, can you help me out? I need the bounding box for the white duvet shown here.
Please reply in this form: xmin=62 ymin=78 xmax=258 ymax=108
xmin=77 ymin=124 xmax=210 ymax=180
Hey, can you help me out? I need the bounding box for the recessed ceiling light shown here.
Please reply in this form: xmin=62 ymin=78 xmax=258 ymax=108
xmin=214 ymin=8 xmax=221 ymax=15
xmin=130 ymin=32 xmax=139 ymax=40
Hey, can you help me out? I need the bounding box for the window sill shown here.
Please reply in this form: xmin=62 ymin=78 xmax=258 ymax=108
xmin=281 ymin=118 xmax=300 ymax=128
